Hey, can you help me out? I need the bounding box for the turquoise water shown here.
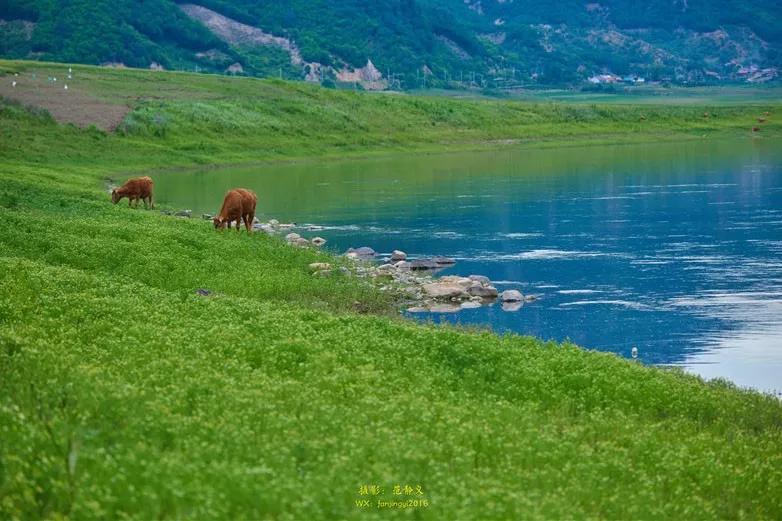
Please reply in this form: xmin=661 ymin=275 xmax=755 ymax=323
xmin=156 ymin=139 xmax=782 ymax=394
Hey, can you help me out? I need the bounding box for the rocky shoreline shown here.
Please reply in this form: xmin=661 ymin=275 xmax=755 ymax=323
xmin=175 ymin=210 xmax=537 ymax=313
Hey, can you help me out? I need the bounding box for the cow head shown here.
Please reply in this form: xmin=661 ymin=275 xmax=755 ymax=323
xmin=111 ymin=190 xmax=120 ymax=204
xmin=213 ymin=217 xmax=226 ymax=230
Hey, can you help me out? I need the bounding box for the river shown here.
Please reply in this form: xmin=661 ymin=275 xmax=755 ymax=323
xmin=155 ymin=138 xmax=782 ymax=394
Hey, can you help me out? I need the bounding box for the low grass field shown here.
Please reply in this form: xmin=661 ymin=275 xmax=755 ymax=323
xmin=1 ymin=60 xmax=781 ymax=519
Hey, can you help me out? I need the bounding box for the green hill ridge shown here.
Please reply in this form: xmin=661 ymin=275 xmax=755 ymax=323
xmin=1 ymin=0 xmax=780 ymax=87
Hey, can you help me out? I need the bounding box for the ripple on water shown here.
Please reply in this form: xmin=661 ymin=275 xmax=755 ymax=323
xmin=558 ymin=300 xmax=653 ymax=311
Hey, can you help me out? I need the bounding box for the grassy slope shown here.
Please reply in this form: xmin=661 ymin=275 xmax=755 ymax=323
xmin=1 ymin=61 xmax=781 ymax=519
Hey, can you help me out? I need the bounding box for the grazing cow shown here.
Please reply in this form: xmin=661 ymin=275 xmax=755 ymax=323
xmin=213 ymin=188 xmax=257 ymax=232
xmin=752 ymin=126 xmax=761 ymax=132
xmin=112 ymin=176 xmax=154 ymax=208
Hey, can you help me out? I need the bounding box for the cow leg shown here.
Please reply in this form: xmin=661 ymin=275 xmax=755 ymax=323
xmin=235 ymin=218 xmax=241 ymax=231
xmin=149 ymin=195 xmax=154 ymax=209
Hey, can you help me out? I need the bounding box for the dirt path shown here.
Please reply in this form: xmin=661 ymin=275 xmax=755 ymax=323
xmin=0 ymin=71 xmax=130 ymax=131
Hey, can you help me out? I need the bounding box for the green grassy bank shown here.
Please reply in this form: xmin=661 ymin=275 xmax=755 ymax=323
xmin=1 ymin=61 xmax=781 ymax=519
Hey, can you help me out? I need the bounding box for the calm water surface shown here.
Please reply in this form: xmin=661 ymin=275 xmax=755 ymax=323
xmin=156 ymin=139 xmax=782 ymax=394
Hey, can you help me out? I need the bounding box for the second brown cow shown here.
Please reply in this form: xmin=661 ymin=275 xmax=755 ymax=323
xmin=213 ymin=188 xmax=257 ymax=232
xmin=112 ymin=176 xmax=154 ymax=208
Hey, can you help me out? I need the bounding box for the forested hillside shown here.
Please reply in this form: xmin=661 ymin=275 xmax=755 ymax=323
xmin=1 ymin=0 xmax=780 ymax=87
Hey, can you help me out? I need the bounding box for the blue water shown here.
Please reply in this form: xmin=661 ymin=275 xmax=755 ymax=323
xmin=157 ymin=139 xmax=782 ymax=394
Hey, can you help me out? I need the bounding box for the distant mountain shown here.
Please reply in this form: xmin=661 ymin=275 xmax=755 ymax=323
xmin=1 ymin=0 xmax=780 ymax=88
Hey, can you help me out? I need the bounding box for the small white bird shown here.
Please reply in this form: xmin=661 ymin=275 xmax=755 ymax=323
xmin=12 ymin=81 xmax=16 ymax=87
xmin=631 ymin=346 xmax=638 ymax=359
xmin=53 ymin=77 xmax=57 ymax=82
xmin=64 ymin=84 xmax=68 ymax=90
xmin=68 ymin=73 xmax=72 ymax=79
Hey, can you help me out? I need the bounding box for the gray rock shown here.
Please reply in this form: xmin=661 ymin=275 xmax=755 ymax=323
xmin=285 ymin=232 xmax=301 ymax=242
xmin=293 ymin=237 xmax=310 ymax=247
xmin=254 ymin=224 xmax=275 ymax=234
xmin=347 ymin=246 xmax=376 ymax=258
xmin=308 ymin=262 xmax=332 ymax=271
xmin=428 ymin=303 xmax=461 ymax=313
xmin=269 ymin=219 xmax=280 ymax=226
xmin=500 ymin=289 xmax=524 ymax=302
xmin=440 ymin=276 xmax=473 ymax=288
xmin=394 ymin=260 xmax=411 ymax=269
xmin=201 ymin=213 xmax=213 ymax=220
xmin=377 ymin=263 xmax=396 ymax=271
xmin=468 ymin=285 xmax=499 ymax=298
xmin=460 ymin=301 xmax=482 ymax=309
xmin=195 ymin=288 xmax=211 ymax=296
xmin=422 ymin=283 xmax=468 ymax=300
xmin=311 ymin=237 xmax=327 ymax=247
xmin=468 ymin=275 xmax=491 ymax=285
xmin=390 ymin=250 xmax=407 ymax=261
xmin=174 ymin=209 xmax=192 ymax=218
xmin=433 ymin=256 xmax=456 ymax=265
xmin=410 ymin=259 xmax=440 ymax=271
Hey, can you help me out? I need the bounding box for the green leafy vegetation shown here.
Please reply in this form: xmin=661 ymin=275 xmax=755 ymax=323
xmin=1 ymin=0 xmax=780 ymax=86
xmin=1 ymin=61 xmax=781 ymax=519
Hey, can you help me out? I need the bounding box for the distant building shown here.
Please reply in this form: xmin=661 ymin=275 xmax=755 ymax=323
xmin=588 ymin=73 xmax=621 ymax=84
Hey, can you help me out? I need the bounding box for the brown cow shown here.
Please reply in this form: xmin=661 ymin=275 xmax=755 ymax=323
xmin=213 ymin=188 xmax=257 ymax=232
xmin=112 ymin=176 xmax=154 ymax=208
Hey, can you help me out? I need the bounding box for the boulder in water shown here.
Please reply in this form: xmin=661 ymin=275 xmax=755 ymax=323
xmin=390 ymin=250 xmax=407 ymax=261
xmin=468 ymin=284 xmax=499 ymax=298
xmin=468 ymin=275 xmax=490 ymax=285
xmin=410 ymin=259 xmax=440 ymax=271
xmin=346 ymin=246 xmax=376 ymax=259
xmin=428 ymin=303 xmax=462 ymax=313
xmin=422 ymin=282 xmax=468 ymax=300
xmin=500 ymin=289 xmax=524 ymax=302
